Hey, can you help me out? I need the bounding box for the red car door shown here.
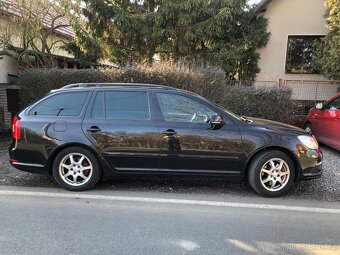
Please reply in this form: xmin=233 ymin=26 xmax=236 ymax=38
xmin=316 ymin=96 xmax=340 ymax=150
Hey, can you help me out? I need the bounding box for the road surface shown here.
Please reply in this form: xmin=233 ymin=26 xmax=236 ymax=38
xmin=0 ymin=186 xmax=339 ymax=255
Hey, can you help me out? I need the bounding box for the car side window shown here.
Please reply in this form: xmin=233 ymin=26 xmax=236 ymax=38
xmin=326 ymin=97 xmax=340 ymax=111
xmin=92 ymin=92 xmax=104 ymax=118
xmin=156 ymin=93 xmax=216 ymax=123
xmin=29 ymin=92 xmax=89 ymax=116
xmin=92 ymin=91 xmax=151 ymax=120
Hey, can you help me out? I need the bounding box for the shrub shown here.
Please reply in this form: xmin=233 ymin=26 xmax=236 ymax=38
xmin=119 ymin=63 xmax=226 ymax=101
xmin=19 ymin=68 xmax=118 ymax=107
xmin=222 ymin=86 xmax=294 ymax=124
xmin=19 ymin=62 xmax=294 ymax=123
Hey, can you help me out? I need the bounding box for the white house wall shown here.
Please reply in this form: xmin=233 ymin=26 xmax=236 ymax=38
xmin=0 ymin=55 xmax=18 ymax=84
xmin=256 ymin=0 xmax=329 ymax=82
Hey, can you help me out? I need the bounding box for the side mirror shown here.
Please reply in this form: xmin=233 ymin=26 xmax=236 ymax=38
xmin=210 ymin=114 xmax=224 ymax=129
xmin=315 ymin=103 xmax=323 ymax=110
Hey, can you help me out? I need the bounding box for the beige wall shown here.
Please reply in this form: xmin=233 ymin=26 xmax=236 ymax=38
xmin=0 ymin=16 xmax=72 ymax=58
xmin=256 ymin=0 xmax=329 ymax=82
xmin=0 ymin=15 xmax=73 ymax=84
xmin=0 ymin=55 xmax=18 ymax=84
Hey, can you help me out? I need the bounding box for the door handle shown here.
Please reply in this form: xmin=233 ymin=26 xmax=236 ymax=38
xmin=87 ymin=126 xmax=101 ymax=132
xmin=162 ymin=129 xmax=177 ymax=136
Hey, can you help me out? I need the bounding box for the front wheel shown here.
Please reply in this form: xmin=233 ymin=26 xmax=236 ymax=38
xmin=52 ymin=146 xmax=101 ymax=191
xmin=248 ymin=150 xmax=295 ymax=197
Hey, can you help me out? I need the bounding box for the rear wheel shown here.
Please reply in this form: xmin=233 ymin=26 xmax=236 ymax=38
xmin=248 ymin=150 xmax=295 ymax=197
xmin=52 ymin=146 xmax=101 ymax=191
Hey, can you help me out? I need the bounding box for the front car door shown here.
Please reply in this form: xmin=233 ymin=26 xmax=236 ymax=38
xmin=153 ymin=91 xmax=243 ymax=175
xmin=83 ymin=89 xmax=160 ymax=172
xmin=316 ymin=96 xmax=340 ymax=149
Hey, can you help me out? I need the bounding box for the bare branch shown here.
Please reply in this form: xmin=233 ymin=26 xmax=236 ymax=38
xmin=0 ymin=0 xmax=75 ymax=68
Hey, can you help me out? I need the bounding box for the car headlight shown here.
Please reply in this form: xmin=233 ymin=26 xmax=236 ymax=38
xmin=298 ymin=135 xmax=319 ymax=149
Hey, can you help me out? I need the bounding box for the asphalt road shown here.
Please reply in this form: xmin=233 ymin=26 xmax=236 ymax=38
xmin=0 ymin=186 xmax=340 ymax=255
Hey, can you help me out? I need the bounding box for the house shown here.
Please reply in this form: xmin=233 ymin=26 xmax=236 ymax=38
xmin=254 ymin=0 xmax=339 ymax=104
xmin=0 ymin=0 xmax=76 ymax=131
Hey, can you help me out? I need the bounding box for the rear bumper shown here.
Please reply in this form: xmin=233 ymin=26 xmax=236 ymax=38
xmin=9 ymin=142 xmax=49 ymax=175
xmin=10 ymin=160 xmax=48 ymax=174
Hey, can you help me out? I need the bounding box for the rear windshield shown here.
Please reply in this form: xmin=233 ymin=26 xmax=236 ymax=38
xmin=29 ymin=91 xmax=90 ymax=116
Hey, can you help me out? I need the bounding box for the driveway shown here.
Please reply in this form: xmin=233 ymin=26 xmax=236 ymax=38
xmin=1 ymin=139 xmax=339 ymax=202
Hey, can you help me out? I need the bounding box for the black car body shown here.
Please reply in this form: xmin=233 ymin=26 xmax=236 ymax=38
xmin=9 ymin=83 xmax=323 ymax=196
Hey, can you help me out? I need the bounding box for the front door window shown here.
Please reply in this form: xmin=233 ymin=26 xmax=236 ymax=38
xmin=156 ymin=93 xmax=216 ymax=123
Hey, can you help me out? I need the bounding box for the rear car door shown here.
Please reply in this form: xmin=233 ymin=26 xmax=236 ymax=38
xmin=154 ymin=91 xmax=243 ymax=174
xmin=82 ymin=89 xmax=160 ymax=172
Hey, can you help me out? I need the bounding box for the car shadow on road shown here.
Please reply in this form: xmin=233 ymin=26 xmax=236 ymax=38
xmin=97 ymin=176 xmax=254 ymax=196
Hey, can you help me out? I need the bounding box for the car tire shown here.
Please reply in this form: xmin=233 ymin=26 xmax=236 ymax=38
xmin=52 ymin=146 xmax=101 ymax=191
xmin=248 ymin=150 xmax=295 ymax=197
xmin=304 ymin=123 xmax=313 ymax=135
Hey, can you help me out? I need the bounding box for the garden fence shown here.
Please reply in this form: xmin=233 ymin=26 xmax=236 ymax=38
xmin=229 ymin=80 xmax=339 ymax=115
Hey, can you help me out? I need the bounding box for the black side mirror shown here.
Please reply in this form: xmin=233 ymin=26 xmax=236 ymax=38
xmin=210 ymin=114 xmax=224 ymax=129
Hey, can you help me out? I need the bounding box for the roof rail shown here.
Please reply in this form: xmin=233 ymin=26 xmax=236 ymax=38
xmin=59 ymin=83 xmax=176 ymax=90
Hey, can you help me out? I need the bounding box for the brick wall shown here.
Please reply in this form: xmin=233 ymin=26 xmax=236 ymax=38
xmin=0 ymin=85 xmax=20 ymax=130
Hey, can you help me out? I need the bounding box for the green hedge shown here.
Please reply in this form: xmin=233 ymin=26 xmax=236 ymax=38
xmin=19 ymin=62 xmax=294 ymax=123
xmin=222 ymin=86 xmax=294 ymax=123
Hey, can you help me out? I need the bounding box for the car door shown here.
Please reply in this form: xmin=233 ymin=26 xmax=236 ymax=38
xmin=154 ymin=91 xmax=243 ymax=174
xmin=82 ymin=89 xmax=160 ymax=172
xmin=315 ymin=96 xmax=340 ymax=149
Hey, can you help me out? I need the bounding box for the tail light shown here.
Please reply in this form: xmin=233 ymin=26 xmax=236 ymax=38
xmin=12 ymin=116 xmax=21 ymax=140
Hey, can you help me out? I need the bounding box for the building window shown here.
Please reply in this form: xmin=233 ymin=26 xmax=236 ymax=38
xmin=285 ymin=36 xmax=323 ymax=74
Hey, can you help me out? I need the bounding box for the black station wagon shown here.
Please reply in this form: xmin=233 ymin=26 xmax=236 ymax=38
xmin=9 ymin=83 xmax=323 ymax=196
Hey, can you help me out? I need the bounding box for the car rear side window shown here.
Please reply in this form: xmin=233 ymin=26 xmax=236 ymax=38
xmin=92 ymin=91 xmax=150 ymax=120
xmin=29 ymin=92 xmax=89 ymax=116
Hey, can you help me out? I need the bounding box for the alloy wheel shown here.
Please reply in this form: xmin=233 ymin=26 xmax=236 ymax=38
xmin=259 ymin=158 xmax=290 ymax=192
xmin=59 ymin=153 xmax=93 ymax=187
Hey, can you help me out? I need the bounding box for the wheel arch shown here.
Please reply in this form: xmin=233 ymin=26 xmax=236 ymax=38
xmin=47 ymin=143 xmax=104 ymax=176
xmin=245 ymin=146 xmax=301 ymax=182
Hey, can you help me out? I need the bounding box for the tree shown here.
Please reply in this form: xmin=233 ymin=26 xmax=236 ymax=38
xmin=68 ymin=0 xmax=269 ymax=80
xmin=0 ymin=0 xmax=76 ymax=68
xmin=154 ymin=0 xmax=269 ymax=80
xmin=67 ymin=0 xmax=161 ymax=65
xmin=315 ymin=0 xmax=340 ymax=80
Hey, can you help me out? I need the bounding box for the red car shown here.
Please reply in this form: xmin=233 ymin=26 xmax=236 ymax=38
xmin=304 ymin=93 xmax=340 ymax=150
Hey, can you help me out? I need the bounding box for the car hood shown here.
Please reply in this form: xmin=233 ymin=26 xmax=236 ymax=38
xmin=245 ymin=117 xmax=307 ymax=135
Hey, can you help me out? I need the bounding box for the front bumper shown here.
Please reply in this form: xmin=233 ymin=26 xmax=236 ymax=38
xmin=300 ymin=162 xmax=322 ymax=180
xmin=298 ymin=148 xmax=323 ymax=180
